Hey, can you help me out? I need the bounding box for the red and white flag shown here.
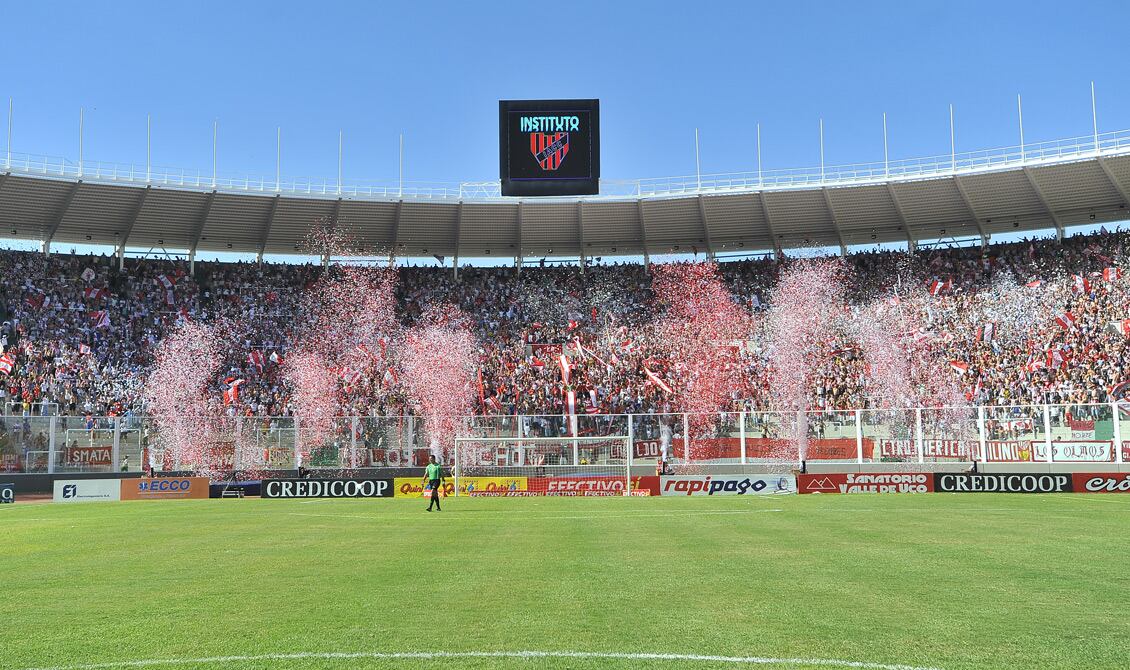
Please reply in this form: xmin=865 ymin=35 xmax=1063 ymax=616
xmin=1071 ymin=274 xmax=1091 ymax=294
xmin=976 ymin=322 xmax=996 ymax=343
xmin=382 ymin=368 xmax=399 ymax=387
xmin=567 ymin=320 xmax=579 ymax=331
xmin=79 ymin=344 xmax=92 ymax=355
xmin=530 ymin=357 xmax=546 ymax=368
xmin=269 ymin=351 xmax=282 ymax=365
xmin=644 ymin=367 xmax=673 ymax=393
xmin=222 ymin=378 xmax=244 ymax=405
xmin=0 ymin=353 xmax=14 ymax=375
xmin=564 ymin=390 xmax=578 ymax=436
xmin=164 ymin=289 xmax=176 ymax=306
xmin=1103 ymin=267 xmax=1123 ymax=282
xmin=558 ymin=353 xmax=571 ymax=386
xmin=155 ymin=274 xmax=176 ymax=289
xmin=248 ymin=350 xmax=265 ymax=371
xmin=1055 ymin=312 xmax=1077 ymax=330
xmin=89 ymin=311 xmax=111 ymax=329
xmin=339 ymin=366 xmax=362 ymax=387
xmin=83 ymin=287 xmax=106 ymax=300
xmin=928 ymin=278 xmax=952 ymax=296
xmin=948 ymin=360 xmax=970 ymax=375
xmin=1025 ymin=280 xmax=1043 ymax=289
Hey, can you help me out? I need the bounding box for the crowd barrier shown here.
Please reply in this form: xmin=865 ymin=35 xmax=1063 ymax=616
xmin=4 ymin=403 xmax=1130 ymax=477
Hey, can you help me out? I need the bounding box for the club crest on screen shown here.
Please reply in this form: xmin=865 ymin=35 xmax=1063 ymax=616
xmin=529 ymin=132 xmax=570 ymax=170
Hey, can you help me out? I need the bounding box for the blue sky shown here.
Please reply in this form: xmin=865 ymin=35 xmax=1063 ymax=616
xmin=3 ymin=0 xmax=1129 ymax=188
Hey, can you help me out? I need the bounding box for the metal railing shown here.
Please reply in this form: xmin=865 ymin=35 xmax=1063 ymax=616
xmin=0 ymin=402 xmax=1125 ymax=475
xmin=3 ymin=128 xmax=1130 ymax=203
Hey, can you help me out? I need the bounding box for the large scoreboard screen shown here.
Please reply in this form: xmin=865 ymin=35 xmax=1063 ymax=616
xmin=499 ymin=99 xmax=600 ymax=196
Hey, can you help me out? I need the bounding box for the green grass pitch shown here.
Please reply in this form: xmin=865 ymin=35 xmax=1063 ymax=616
xmin=2 ymin=493 xmax=1127 ymax=670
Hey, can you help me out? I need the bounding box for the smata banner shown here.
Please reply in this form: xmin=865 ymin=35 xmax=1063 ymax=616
xmin=934 ymin=473 xmax=1072 ymax=493
xmin=0 ymin=482 xmax=13 ymax=504
xmin=53 ymin=479 xmax=122 ymax=503
xmin=261 ymin=479 xmax=394 ymax=498
xmin=1071 ymin=473 xmax=1130 ymax=493
xmin=120 ymin=477 xmax=210 ymax=501
xmin=64 ymin=446 xmax=113 ymax=467
xmin=798 ymin=472 xmax=934 ymax=494
xmin=660 ymin=474 xmax=796 ymax=496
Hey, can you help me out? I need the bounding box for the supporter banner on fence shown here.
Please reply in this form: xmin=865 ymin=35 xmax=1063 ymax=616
xmin=262 ymin=479 xmax=394 ymax=498
xmin=1044 ymin=441 xmax=1114 ymax=462
xmin=120 ymin=477 xmax=210 ymax=501
xmin=1 ymin=482 xmax=13 ymax=503
xmin=876 ymin=440 xmax=977 ymax=460
xmin=798 ymin=472 xmax=934 ymax=494
xmin=1071 ymin=473 xmax=1130 ymax=493
xmin=64 ymin=446 xmax=113 ymax=467
xmin=635 ymin=437 xmax=861 ymax=461
xmin=53 ymin=479 xmax=121 ymax=503
xmin=0 ymin=454 xmax=21 ymax=472
xmin=394 ymin=478 xmax=455 ymax=498
xmin=528 ymin=475 xmax=660 ymax=496
xmin=660 ymin=474 xmax=796 ymax=496
xmin=934 ymin=473 xmax=1073 ymax=493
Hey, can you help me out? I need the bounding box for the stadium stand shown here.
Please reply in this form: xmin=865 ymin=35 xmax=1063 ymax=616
xmin=1 ymin=228 xmax=1126 ymax=432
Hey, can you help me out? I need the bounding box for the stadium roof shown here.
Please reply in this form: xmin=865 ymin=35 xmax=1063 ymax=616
xmin=1 ymin=129 xmax=1128 ymax=262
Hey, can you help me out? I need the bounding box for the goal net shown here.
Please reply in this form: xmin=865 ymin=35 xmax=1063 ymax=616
xmin=453 ymin=435 xmax=633 ymax=497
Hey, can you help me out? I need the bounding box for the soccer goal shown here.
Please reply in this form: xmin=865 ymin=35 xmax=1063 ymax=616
xmin=452 ymin=435 xmax=633 ymax=497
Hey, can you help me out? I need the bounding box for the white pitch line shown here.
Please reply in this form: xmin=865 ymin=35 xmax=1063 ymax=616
xmin=285 ymin=508 xmax=785 ymax=521
xmin=15 ymin=649 xmax=944 ymax=670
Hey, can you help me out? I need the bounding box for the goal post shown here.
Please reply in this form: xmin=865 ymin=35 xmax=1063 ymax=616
xmin=452 ymin=435 xmax=632 ymax=497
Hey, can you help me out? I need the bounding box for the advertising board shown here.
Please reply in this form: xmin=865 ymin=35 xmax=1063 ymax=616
xmin=660 ymin=474 xmax=796 ymax=496
xmin=933 ymin=473 xmax=1072 ymax=493
xmin=53 ymin=479 xmax=121 ymax=503
xmin=120 ymin=477 xmax=211 ymax=501
xmin=798 ymin=472 xmax=934 ymax=494
xmin=261 ymin=479 xmax=394 ymax=498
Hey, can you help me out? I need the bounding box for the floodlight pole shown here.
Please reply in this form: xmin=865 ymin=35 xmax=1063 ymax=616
xmin=694 ymin=127 xmax=702 ymax=191
xmin=5 ymin=97 xmax=11 ymax=169
xmin=818 ymin=118 xmax=825 ymax=182
xmin=756 ymin=122 xmax=763 ymax=187
xmin=882 ymin=113 xmax=889 ymax=178
xmin=1089 ymin=81 xmax=1098 ymax=152
xmin=949 ymin=104 xmax=956 ymax=172
xmin=276 ymin=126 xmax=281 ymax=192
xmin=1017 ymin=94 xmax=1025 ymax=162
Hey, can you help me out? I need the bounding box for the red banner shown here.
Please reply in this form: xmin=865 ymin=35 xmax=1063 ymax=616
xmin=798 ymin=472 xmax=934 ymax=494
xmin=64 ymin=446 xmax=113 ymax=466
xmin=1071 ymin=473 xmax=1130 ymax=493
xmin=0 ymin=453 xmax=22 ymax=472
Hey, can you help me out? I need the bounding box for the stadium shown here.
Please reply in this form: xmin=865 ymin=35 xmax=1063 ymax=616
xmin=3 ymin=3 xmax=1130 ymax=670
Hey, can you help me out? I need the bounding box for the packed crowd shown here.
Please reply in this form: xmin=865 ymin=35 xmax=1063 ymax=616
xmin=1 ymin=228 xmax=1128 ymax=425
